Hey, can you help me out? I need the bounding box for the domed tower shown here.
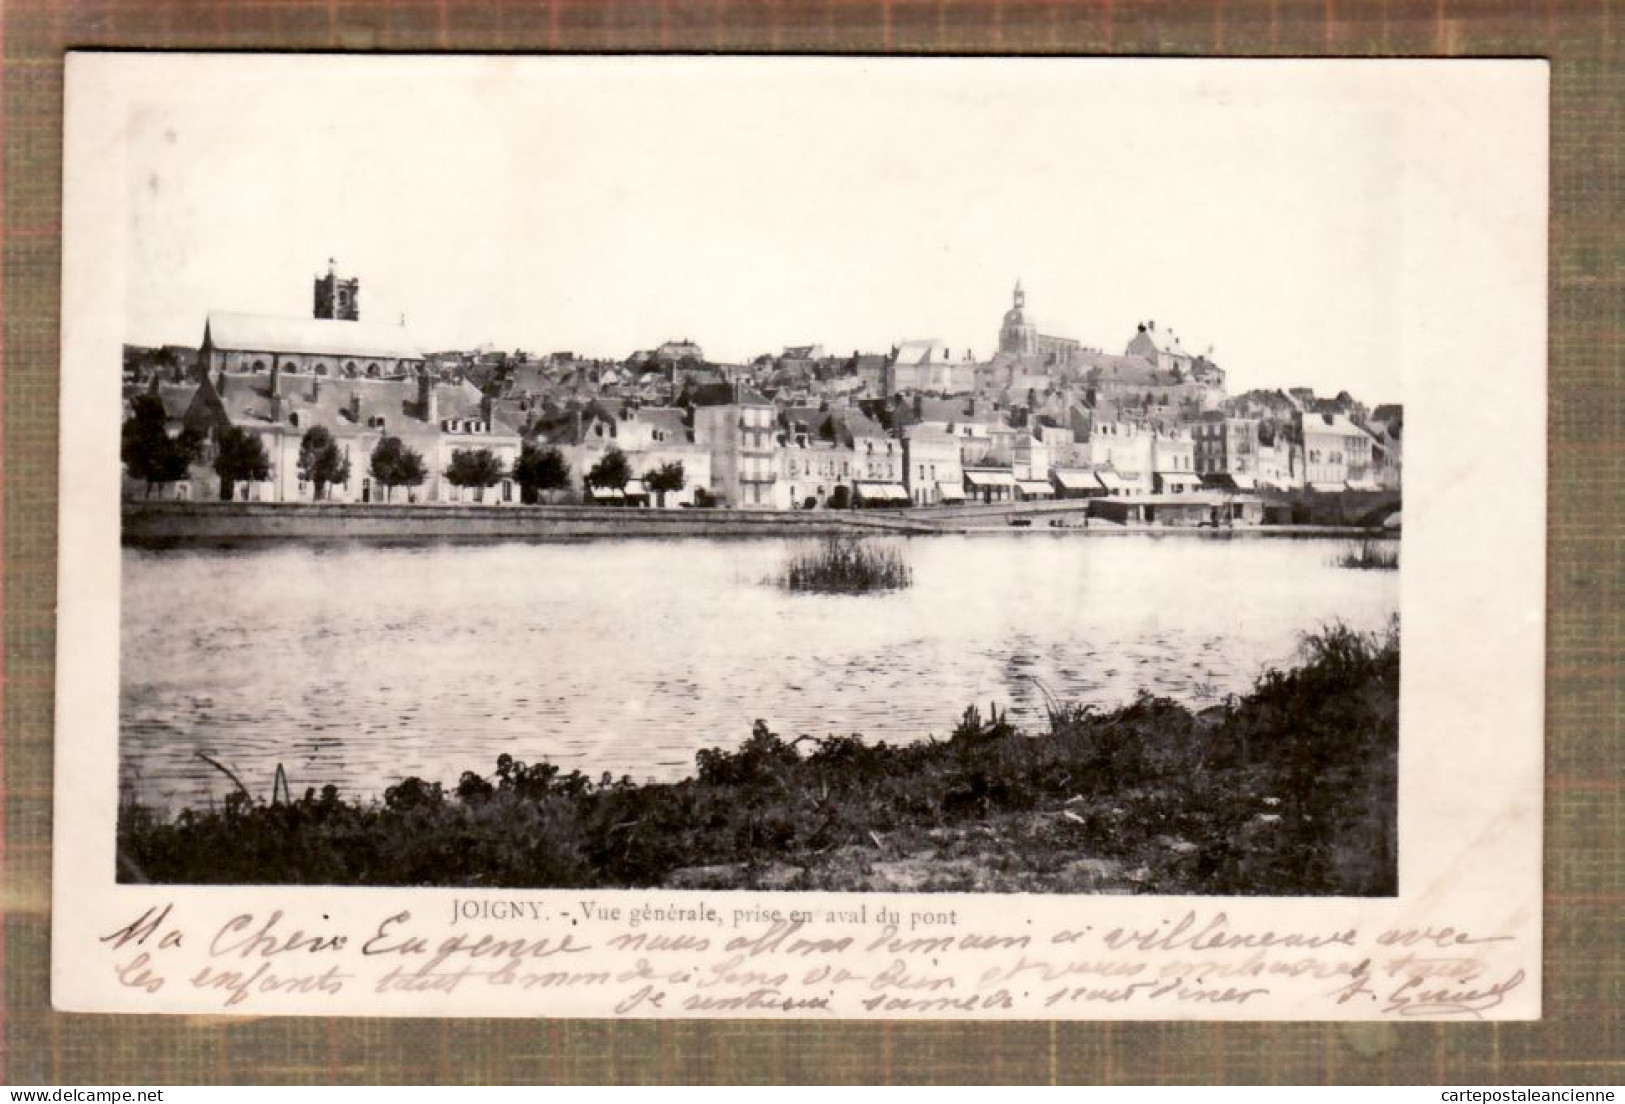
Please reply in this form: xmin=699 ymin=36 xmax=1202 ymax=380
xmin=999 ymin=279 xmax=1038 ymax=356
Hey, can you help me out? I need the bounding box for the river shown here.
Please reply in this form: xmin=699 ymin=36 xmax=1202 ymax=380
xmin=120 ymin=533 xmax=1398 ymax=809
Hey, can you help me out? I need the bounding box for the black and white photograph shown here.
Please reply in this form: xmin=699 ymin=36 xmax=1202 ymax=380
xmin=104 ymin=56 xmax=1423 ymax=898
xmin=50 ymin=53 xmax=1548 ymax=1020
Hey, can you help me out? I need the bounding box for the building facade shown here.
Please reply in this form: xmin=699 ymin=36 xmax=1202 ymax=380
xmin=1302 ymin=412 xmax=1375 ymax=488
xmin=1193 ymin=415 xmax=1261 ymax=478
xmin=902 ymin=425 xmax=965 ymax=506
xmin=692 ymin=386 xmax=778 ymax=508
xmin=886 ymin=340 xmax=977 ymax=396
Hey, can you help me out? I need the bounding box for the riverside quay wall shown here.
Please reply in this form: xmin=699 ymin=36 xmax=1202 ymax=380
xmin=123 ymin=488 xmax=1399 ymax=542
xmin=121 ymin=501 xmax=944 ymax=542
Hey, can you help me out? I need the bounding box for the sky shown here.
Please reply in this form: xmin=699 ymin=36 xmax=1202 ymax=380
xmin=105 ymin=55 xmax=1547 ymax=401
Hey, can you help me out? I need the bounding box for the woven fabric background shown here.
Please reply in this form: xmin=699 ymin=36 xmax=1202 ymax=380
xmin=3 ymin=0 xmax=1619 ymax=1086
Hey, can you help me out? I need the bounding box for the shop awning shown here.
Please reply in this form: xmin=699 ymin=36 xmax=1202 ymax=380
xmin=1052 ymin=469 xmax=1095 ymax=490
xmin=937 ymin=481 xmax=966 ymax=501
xmin=964 ymin=469 xmax=1017 ymax=487
xmin=1202 ymin=472 xmax=1257 ymax=491
xmin=854 ymin=481 xmax=910 ymax=503
xmin=622 ymin=479 xmax=649 ymax=497
xmin=1017 ymin=480 xmax=1054 ymax=496
xmin=1346 ymin=479 xmax=1381 ymax=492
xmin=588 ymin=485 xmax=624 ymax=500
xmin=1095 ymin=470 xmax=1126 ymax=491
xmin=1310 ymin=482 xmax=1345 ymax=493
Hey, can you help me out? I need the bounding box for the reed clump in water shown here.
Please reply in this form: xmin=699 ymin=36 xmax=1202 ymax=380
xmin=778 ymin=536 xmax=912 ymax=593
xmin=1333 ymin=539 xmax=1399 ymax=571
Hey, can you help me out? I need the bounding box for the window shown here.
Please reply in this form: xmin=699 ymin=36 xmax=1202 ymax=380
xmin=251 ymin=360 xmax=267 ymax=373
xmin=366 ymin=363 xmax=381 ymax=378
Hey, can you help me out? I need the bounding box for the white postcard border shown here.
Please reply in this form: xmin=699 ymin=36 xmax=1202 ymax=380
xmin=53 ymin=54 xmax=1547 ymax=1020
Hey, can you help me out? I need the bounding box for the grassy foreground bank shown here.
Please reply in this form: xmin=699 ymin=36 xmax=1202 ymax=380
xmin=119 ymin=621 xmax=1398 ymax=895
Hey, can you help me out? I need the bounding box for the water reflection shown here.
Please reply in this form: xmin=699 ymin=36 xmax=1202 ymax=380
xmin=121 ymin=534 xmax=1398 ymax=810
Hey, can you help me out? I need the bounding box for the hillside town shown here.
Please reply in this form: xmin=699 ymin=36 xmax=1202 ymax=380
xmin=121 ymin=262 xmax=1402 ymax=526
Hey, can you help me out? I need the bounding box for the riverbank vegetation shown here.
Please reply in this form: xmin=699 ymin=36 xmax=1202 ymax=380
xmin=777 ymin=536 xmax=912 ymax=593
xmin=118 ymin=621 xmax=1398 ymax=895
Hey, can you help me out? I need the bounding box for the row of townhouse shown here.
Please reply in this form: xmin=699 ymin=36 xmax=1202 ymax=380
xmin=135 ymin=363 xmax=1392 ymax=511
xmin=544 ymin=398 xmax=1397 ymax=511
xmin=537 ymin=401 xmax=713 ymax=507
xmin=1188 ymin=411 xmax=1396 ymax=492
xmin=127 ymin=269 xmax=1398 ymax=507
xmin=1086 ymin=420 xmax=1201 ymax=496
xmin=149 ymin=366 xmax=1381 ymax=511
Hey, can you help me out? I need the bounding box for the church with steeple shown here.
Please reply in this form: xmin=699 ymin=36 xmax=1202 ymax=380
xmin=996 ymin=279 xmax=1081 ymax=366
xmin=999 ymin=279 xmax=1038 ymax=356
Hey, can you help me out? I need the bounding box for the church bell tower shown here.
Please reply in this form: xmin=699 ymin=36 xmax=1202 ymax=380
xmin=314 ymin=258 xmax=360 ymax=321
xmin=999 ymin=278 xmax=1038 ymax=356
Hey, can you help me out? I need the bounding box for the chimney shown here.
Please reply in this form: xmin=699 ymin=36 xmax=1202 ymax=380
xmin=418 ymin=368 xmax=438 ymax=424
xmin=1149 ymin=320 xmax=1156 ymax=331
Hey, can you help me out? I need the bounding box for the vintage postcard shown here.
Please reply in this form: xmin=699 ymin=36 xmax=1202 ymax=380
xmin=54 ymin=53 xmax=1546 ymax=1018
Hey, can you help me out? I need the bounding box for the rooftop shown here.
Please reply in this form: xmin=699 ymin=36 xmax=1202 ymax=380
xmin=205 ymin=310 xmax=426 ymax=361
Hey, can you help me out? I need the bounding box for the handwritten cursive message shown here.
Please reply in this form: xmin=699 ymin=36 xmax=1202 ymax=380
xmin=91 ymin=896 xmax=1532 ymax=1019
